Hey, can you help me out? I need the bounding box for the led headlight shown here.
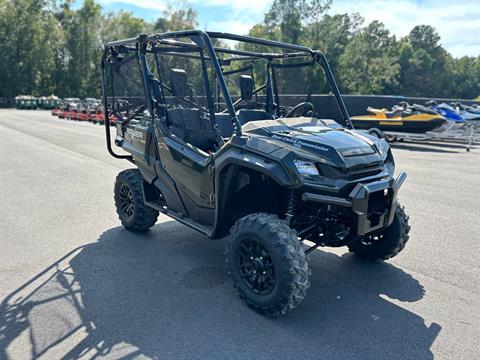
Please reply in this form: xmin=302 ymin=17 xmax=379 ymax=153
xmin=294 ymin=160 xmax=319 ymax=177
xmin=377 ymin=139 xmax=390 ymax=158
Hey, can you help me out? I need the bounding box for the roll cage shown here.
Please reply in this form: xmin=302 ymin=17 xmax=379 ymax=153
xmin=101 ymin=30 xmax=352 ymax=160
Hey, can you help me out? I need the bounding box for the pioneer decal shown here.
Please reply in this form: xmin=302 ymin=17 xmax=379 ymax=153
xmin=126 ymin=128 xmax=146 ymax=144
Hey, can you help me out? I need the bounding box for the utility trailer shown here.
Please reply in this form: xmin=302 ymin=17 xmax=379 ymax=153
xmin=364 ymin=124 xmax=479 ymax=151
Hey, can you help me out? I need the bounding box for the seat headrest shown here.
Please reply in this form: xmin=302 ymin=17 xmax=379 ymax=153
xmin=170 ymin=69 xmax=188 ymax=97
xmin=239 ymin=75 xmax=254 ymax=101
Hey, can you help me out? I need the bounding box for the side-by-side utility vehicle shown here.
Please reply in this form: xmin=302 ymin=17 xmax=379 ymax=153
xmin=101 ymin=31 xmax=410 ymax=316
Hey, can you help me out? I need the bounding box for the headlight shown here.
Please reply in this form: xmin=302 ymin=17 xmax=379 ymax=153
xmin=384 ymin=148 xmax=395 ymax=174
xmin=378 ymin=139 xmax=390 ymax=158
xmin=294 ymin=160 xmax=319 ymax=177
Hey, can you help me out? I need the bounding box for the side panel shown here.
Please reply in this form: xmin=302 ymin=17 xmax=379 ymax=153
xmin=122 ymin=119 xmax=157 ymax=182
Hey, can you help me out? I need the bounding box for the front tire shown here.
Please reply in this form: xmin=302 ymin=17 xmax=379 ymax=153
xmin=114 ymin=169 xmax=159 ymax=232
xmin=348 ymin=203 xmax=410 ymax=261
xmin=226 ymin=213 xmax=310 ymax=316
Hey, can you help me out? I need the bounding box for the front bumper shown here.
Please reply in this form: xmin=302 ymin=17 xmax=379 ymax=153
xmin=301 ymin=172 xmax=407 ymax=236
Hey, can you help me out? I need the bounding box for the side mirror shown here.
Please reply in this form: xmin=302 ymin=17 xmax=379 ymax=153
xmin=239 ymin=75 xmax=254 ymax=101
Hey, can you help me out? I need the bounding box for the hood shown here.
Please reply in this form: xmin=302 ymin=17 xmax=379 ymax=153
xmin=242 ymin=117 xmax=387 ymax=169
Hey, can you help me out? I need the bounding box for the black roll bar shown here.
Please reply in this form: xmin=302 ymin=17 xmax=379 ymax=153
xmin=101 ymin=30 xmax=353 ymax=160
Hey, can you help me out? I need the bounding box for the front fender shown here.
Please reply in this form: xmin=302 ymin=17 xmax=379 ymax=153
xmin=211 ymin=146 xmax=296 ymax=239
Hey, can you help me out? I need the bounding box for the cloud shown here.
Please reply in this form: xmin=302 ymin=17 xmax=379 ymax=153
xmin=192 ymin=0 xmax=273 ymax=14
xmin=97 ymin=0 xmax=167 ymax=12
xmin=204 ymin=20 xmax=256 ymax=35
xmin=95 ymin=0 xmax=479 ymax=57
xmin=197 ymin=0 xmax=272 ymax=34
xmin=328 ymin=0 xmax=480 ymax=57
xmin=99 ymin=0 xmax=273 ymax=17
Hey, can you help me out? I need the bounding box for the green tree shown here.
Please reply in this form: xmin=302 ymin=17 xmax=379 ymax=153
xmin=339 ymin=21 xmax=400 ymax=94
xmin=397 ymin=25 xmax=451 ymax=97
xmin=450 ymin=56 xmax=480 ymax=99
xmin=263 ymin=0 xmax=331 ymax=43
xmin=0 ymin=0 xmax=477 ymax=101
xmin=102 ymin=10 xmax=151 ymax=43
xmin=0 ymin=0 xmax=56 ymax=97
xmin=308 ymin=13 xmax=362 ymax=74
xmin=51 ymin=0 xmax=103 ymax=97
xmin=154 ymin=8 xmax=197 ymax=33
xmin=77 ymin=0 xmax=102 ymax=97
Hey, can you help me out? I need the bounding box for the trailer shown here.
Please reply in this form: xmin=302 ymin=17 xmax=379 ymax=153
xmin=361 ymin=123 xmax=479 ymax=151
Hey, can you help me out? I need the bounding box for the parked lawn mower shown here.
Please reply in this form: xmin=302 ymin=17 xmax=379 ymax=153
xmin=67 ymin=107 xmax=79 ymax=120
xmin=57 ymin=98 xmax=80 ymax=119
xmin=67 ymin=102 xmax=84 ymax=120
xmin=51 ymin=105 xmax=61 ymax=116
xmin=78 ymin=105 xmax=92 ymax=121
xmin=86 ymin=107 xmax=98 ymax=123
xmin=57 ymin=104 xmax=67 ymax=119
xmin=89 ymin=107 xmax=104 ymax=124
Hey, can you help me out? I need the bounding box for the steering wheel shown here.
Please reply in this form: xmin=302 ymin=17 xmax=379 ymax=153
xmin=285 ymin=102 xmax=315 ymax=118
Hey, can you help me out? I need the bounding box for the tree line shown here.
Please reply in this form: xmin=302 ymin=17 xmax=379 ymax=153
xmin=0 ymin=0 xmax=478 ymax=101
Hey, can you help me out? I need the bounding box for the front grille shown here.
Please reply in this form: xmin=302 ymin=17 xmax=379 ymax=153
xmin=320 ymin=163 xmax=383 ymax=181
xmin=368 ymin=189 xmax=391 ymax=213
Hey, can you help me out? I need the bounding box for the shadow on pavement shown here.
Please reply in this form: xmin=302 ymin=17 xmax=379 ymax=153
xmin=0 ymin=221 xmax=441 ymax=359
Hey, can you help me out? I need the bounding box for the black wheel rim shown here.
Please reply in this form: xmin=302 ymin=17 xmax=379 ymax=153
xmin=236 ymin=237 xmax=275 ymax=295
xmin=361 ymin=233 xmax=384 ymax=246
xmin=119 ymin=184 xmax=135 ymax=220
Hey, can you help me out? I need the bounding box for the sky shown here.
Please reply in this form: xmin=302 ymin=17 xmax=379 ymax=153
xmin=84 ymin=0 xmax=479 ymax=57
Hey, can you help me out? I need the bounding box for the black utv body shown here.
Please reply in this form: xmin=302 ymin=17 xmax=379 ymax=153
xmin=101 ymin=31 xmax=410 ymax=316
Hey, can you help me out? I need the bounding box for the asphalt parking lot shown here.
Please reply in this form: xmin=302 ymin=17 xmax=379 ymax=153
xmin=1 ymin=109 xmax=479 ymax=360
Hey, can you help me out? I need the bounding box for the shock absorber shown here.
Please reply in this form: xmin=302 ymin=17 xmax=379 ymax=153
xmin=285 ymin=189 xmax=298 ymax=226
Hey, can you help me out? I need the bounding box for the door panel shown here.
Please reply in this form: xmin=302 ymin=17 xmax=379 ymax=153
xmin=157 ymin=135 xmax=215 ymax=216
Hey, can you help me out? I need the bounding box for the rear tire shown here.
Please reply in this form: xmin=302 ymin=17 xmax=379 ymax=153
xmin=114 ymin=169 xmax=159 ymax=232
xmin=226 ymin=213 xmax=310 ymax=316
xmin=348 ymin=203 xmax=410 ymax=261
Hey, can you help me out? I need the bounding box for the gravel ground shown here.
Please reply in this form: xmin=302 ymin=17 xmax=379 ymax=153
xmin=1 ymin=109 xmax=479 ymax=360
